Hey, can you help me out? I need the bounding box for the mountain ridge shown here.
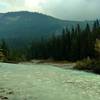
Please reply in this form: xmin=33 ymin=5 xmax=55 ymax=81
xmin=0 ymin=11 xmax=96 ymax=48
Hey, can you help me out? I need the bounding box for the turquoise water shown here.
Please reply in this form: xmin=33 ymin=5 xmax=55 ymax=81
xmin=0 ymin=63 xmax=100 ymax=100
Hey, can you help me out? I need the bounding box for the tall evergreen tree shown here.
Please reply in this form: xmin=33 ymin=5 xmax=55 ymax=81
xmin=1 ymin=40 xmax=9 ymax=60
xmin=27 ymin=21 xmax=99 ymax=61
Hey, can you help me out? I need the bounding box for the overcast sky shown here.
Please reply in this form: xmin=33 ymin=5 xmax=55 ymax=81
xmin=0 ymin=0 xmax=99 ymax=20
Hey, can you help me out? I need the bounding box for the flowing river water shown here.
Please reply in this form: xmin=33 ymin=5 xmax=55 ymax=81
xmin=0 ymin=63 xmax=100 ymax=100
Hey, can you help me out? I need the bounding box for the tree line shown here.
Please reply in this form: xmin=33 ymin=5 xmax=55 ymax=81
xmin=0 ymin=40 xmax=9 ymax=61
xmin=0 ymin=20 xmax=100 ymax=62
xmin=27 ymin=20 xmax=100 ymax=61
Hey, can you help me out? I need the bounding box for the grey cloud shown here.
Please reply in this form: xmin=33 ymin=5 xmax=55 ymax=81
xmin=41 ymin=0 xmax=100 ymax=20
xmin=0 ymin=0 xmax=25 ymax=12
xmin=0 ymin=0 xmax=100 ymax=20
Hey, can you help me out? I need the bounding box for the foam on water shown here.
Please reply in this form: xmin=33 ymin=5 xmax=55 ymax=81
xmin=0 ymin=63 xmax=100 ymax=100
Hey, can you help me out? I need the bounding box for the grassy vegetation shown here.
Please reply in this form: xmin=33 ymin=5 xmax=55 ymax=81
xmin=74 ymin=58 xmax=100 ymax=74
xmin=74 ymin=38 xmax=100 ymax=74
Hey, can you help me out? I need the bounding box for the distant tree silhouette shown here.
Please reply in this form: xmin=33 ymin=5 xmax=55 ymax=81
xmin=27 ymin=20 xmax=100 ymax=61
xmin=1 ymin=40 xmax=9 ymax=59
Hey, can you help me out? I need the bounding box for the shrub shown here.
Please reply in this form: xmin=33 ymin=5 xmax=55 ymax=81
xmin=74 ymin=58 xmax=100 ymax=74
xmin=92 ymin=61 xmax=100 ymax=73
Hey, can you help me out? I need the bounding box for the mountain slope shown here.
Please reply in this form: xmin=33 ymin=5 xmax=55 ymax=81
xmin=0 ymin=11 xmax=94 ymax=48
xmin=0 ymin=11 xmax=65 ymax=39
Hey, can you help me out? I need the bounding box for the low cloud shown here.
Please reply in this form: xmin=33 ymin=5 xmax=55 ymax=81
xmin=0 ymin=0 xmax=99 ymax=20
xmin=41 ymin=0 xmax=100 ymax=20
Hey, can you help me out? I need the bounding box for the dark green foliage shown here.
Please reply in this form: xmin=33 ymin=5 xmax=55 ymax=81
xmin=74 ymin=58 xmax=93 ymax=70
xmin=0 ymin=40 xmax=10 ymax=62
xmin=8 ymin=50 xmax=26 ymax=63
xmin=0 ymin=11 xmax=95 ymax=49
xmin=0 ymin=20 xmax=99 ymax=64
xmin=74 ymin=59 xmax=100 ymax=74
xmin=1 ymin=40 xmax=9 ymax=58
xmin=27 ymin=20 xmax=100 ymax=61
xmin=0 ymin=40 xmax=27 ymax=63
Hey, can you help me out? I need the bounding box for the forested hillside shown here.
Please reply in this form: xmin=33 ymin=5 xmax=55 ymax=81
xmin=27 ymin=20 xmax=100 ymax=61
xmin=0 ymin=11 xmax=94 ymax=48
